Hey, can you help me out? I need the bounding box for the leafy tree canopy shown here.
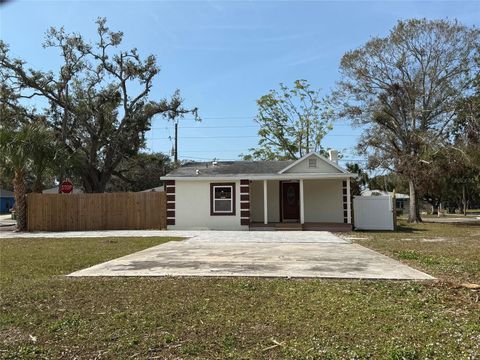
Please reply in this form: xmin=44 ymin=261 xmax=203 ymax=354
xmin=108 ymin=152 xmax=173 ymax=192
xmin=244 ymin=79 xmax=332 ymax=160
xmin=0 ymin=18 xmax=198 ymax=193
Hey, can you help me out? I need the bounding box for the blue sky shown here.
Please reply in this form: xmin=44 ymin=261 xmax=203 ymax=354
xmin=1 ymin=0 xmax=479 ymax=165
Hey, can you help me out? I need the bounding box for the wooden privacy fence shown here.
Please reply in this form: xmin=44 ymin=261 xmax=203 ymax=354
xmin=27 ymin=192 xmax=166 ymax=231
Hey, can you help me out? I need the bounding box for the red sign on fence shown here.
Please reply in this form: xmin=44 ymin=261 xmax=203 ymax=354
xmin=60 ymin=179 xmax=74 ymax=194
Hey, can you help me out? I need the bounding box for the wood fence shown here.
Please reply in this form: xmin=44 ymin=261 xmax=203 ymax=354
xmin=27 ymin=192 xmax=166 ymax=231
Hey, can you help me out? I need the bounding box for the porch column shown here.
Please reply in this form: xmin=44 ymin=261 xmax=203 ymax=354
xmin=299 ymin=179 xmax=305 ymax=224
xmin=346 ymin=177 xmax=352 ymax=224
xmin=263 ymin=180 xmax=268 ymax=224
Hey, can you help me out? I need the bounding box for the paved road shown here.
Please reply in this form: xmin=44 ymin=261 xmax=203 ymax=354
xmin=422 ymin=216 xmax=480 ymax=224
xmin=0 ymin=214 xmax=15 ymax=232
xmin=68 ymin=231 xmax=434 ymax=280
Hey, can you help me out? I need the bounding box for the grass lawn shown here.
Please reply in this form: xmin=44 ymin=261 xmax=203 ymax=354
xmin=1 ymin=224 xmax=479 ymax=360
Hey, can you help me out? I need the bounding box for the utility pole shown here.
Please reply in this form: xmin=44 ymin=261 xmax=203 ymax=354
xmin=174 ymin=120 xmax=178 ymax=164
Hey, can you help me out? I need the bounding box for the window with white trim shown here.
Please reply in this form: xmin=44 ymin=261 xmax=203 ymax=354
xmin=211 ymin=183 xmax=235 ymax=215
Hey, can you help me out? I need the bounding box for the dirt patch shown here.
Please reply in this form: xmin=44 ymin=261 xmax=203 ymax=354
xmin=0 ymin=326 xmax=30 ymax=346
xmin=339 ymin=235 xmax=368 ymax=241
xmin=400 ymin=237 xmax=447 ymax=242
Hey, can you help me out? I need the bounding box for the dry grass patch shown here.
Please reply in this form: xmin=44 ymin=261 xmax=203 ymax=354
xmin=0 ymin=225 xmax=479 ymax=359
xmin=349 ymin=221 xmax=480 ymax=283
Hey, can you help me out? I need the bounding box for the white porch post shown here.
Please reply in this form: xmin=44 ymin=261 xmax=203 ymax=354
xmin=346 ymin=177 xmax=352 ymax=224
xmin=263 ymin=180 xmax=268 ymax=224
xmin=299 ymin=179 xmax=305 ymax=224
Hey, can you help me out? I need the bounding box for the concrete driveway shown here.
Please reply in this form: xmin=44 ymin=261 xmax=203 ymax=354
xmin=69 ymin=231 xmax=434 ymax=280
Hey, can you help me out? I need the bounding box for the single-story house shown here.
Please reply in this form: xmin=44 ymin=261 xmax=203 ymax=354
xmin=0 ymin=188 xmax=15 ymax=214
xmin=160 ymin=151 xmax=356 ymax=231
xmin=361 ymin=189 xmax=410 ymax=214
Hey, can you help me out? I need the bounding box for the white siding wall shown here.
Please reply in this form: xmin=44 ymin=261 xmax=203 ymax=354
xmin=303 ymin=179 xmax=344 ymax=223
xmin=170 ymin=180 xmax=247 ymax=230
xmin=250 ymin=180 xmax=280 ymax=223
xmin=251 ymin=179 xmax=344 ymax=223
xmin=250 ymin=181 xmax=263 ymax=223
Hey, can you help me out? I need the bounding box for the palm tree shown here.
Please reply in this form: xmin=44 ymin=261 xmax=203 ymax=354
xmin=0 ymin=123 xmax=56 ymax=231
xmin=346 ymin=163 xmax=369 ymax=195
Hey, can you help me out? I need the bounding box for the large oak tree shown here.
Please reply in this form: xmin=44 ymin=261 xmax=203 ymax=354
xmin=334 ymin=19 xmax=479 ymax=222
xmin=0 ymin=18 xmax=198 ymax=192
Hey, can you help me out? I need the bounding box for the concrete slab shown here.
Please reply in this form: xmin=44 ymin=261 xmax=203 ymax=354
xmin=3 ymin=229 xmax=346 ymax=242
xmin=68 ymin=231 xmax=434 ymax=280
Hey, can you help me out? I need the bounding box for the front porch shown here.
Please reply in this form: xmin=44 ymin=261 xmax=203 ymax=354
xmin=243 ymin=178 xmax=352 ymax=232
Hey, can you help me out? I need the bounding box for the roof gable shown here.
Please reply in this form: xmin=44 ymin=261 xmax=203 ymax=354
xmin=278 ymin=152 xmax=346 ymax=174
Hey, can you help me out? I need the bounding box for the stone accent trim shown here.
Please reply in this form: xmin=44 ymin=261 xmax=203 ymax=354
xmin=342 ymin=180 xmax=348 ymax=224
xmin=240 ymin=179 xmax=250 ymax=225
xmin=165 ymin=180 xmax=175 ymax=225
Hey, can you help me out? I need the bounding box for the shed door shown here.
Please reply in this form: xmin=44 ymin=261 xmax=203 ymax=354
xmin=281 ymin=182 xmax=300 ymax=221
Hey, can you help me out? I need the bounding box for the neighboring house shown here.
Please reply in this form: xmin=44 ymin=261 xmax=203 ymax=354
xmin=160 ymin=151 xmax=356 ymax=231
xmin=42 ymin=187 xmax=84 ymax=194
xmin=0 ymin=189 xmax=15 ymax=214
xmin=361 ymin=189 xmax=410 ymax=214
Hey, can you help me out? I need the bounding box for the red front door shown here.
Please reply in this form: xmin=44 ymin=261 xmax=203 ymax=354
xmin=281 ymin=182 xmax=300 ymax=221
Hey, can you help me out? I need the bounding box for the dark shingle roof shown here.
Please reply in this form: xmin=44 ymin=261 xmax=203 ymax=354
xmin=165 ymin=161 xmax=294 ymax=177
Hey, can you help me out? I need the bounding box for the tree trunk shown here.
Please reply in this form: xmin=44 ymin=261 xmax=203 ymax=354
xmin=82 ymin=168 xmax=107 ymax=193
xmin=32 ymin=176 xmax=43 ymax=193
xmin=408 ymin=178 xmax=422 ymax=223
xmin=13 ymin=168 xmax=27 ymax=232
xmin=462 ymin=185 xmax=467 ymax=216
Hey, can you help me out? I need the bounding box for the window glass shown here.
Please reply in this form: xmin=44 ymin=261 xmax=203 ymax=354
xmin=212 ymin=185 xmax=234 ymax=214
xmin=214 ymin=199 xmax=231 ymax=212
xmin=215 ymin=187 xmax=232 ymax=199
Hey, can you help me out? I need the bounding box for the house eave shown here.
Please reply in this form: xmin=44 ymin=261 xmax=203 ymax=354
xmin=161 ymin=173 xmax=357 ymax=181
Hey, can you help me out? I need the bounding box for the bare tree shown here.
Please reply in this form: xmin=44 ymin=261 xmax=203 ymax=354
xmin=334 ymin=19 xmax=479 ymax=222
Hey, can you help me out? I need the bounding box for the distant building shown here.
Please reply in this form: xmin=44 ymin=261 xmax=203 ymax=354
xmin=361 ymin=189 xmax=410 ymax=214
xmin=0 ymin=189 xmax=15 ymax=214
xmin=140 ymin=186 xmax=164 ymax=192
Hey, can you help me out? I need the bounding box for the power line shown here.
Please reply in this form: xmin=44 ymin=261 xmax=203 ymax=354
xmin=154 ymin=116 xmax=353 ymax=122
xmin=150 ymin=123 xmax=355 ymax=130
xmin=148 ymin=134 xmax=360 ymax=140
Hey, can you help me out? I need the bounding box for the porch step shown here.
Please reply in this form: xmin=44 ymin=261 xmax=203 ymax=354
xmin=303 ymin=223 xmax=353 ymax=232
xmin=275 ymin=223 xmax=303 ymax=231
xmin=249 ymin=222 xmax=353 ymax=232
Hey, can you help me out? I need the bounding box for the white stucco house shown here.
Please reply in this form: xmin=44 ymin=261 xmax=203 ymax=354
xmin=160 ymin=151 xmax=356 ymax=231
